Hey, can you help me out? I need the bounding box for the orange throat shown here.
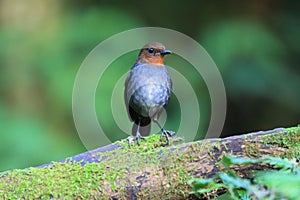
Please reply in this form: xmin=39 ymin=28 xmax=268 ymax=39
xmin=137 ymin=56 xmax=165 ymax=66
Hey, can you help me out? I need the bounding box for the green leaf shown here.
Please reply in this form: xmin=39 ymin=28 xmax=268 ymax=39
xmin=215 ymin=192 xmax=235 ymax=200
xmin=221 ymin=156 xmax=263 ymax=166
xmin=255 ymin=171 xmax=300 ymax=199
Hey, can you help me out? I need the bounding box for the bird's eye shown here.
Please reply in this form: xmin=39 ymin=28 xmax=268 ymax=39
xmin=147 ymin=48 xmax=154 ymax=53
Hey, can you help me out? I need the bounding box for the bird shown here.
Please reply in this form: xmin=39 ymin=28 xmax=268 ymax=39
xmin=124 ymin=42 xmax=174 ymax=145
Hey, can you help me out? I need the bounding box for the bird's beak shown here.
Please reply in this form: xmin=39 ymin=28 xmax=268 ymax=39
xmin=160 ymin=49 xmax=172 ymax=55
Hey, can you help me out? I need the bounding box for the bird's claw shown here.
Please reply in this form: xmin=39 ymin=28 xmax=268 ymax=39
xmin=161 ymin=129 xmax=175 ymax=145
xmin=128 ymin=134 xmax=146 ymax=146
xmin=136 ymin=135 xmax=147 ymax=145
xmin=127 ymin=136 xmax=135 ymax=146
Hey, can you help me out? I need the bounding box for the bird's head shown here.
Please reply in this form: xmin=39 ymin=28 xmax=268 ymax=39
xmin=136 ymin=42 xmax=172 ymax=66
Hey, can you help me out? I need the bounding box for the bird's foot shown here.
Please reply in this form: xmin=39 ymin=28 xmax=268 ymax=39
xmin=136 ymin=134 xmax=147 ymax=145
xmin=161 ymin=129 xmax=176 ymax=145
xmin=128 ymin=134 xmax=146 ymax=146
xmin=127 ymin=136 xmax=135 ymax=146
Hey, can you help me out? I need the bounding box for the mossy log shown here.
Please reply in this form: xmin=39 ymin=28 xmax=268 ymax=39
xmin=1 ymin=127 xmax=299 ymax=199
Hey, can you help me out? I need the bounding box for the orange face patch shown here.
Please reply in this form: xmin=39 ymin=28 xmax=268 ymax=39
xmin=138 ymin=49 xmax=165 ymax=66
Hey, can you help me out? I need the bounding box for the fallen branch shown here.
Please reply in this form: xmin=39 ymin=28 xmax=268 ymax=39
xmin=1 ymin=127 xmax=299 ymax=199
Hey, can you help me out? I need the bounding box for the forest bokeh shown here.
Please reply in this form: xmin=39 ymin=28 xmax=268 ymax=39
xmin=0 ymin=0 xmax=299 ymax=171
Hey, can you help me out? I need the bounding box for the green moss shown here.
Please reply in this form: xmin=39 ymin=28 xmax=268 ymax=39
xmin=0 ymin=162 xmax=108 ymax=199
xmin=213 ymin=139 xmax=222 ymax=151
xmin=115 ymin=133 xmax=184 ymax=150
xmin=0 ymin=134 xmax=189 ymax=199
xmin=244 ymin=141 xmax=260 ymax=157
xmin=261 ymin=126 xmax=300 ymax=158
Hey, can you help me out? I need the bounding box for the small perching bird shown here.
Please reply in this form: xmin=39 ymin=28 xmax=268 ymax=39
xmin=124 ymin=42 xmax=174 ymax=145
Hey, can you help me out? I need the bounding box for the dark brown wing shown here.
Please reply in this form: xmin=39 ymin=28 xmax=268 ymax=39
xmin=124 ymin=74 xmax=132 ymax=122
xmin=125 ymin=72 xmax=151 ymax=136
xmin=125 ymin=71 xmax=151 ymax=125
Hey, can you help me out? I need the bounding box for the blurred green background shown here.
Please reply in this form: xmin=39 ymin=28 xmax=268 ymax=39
xmin=0 ymin=0 xmax=299 ymax=171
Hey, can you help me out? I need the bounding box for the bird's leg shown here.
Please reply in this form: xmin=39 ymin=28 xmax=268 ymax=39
xmin=134 ymin=119 xmax=147 ymax=145
xmin=135 ymin=120 xmax=142 ymax=145
xmin=153 ymin=118 xmax=175 ymax=145
xmin=128 ymin=120 xmax=143 ymax=146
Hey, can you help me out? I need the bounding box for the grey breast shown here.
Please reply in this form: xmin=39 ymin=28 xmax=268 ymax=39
xmin=127 ymin=64 xmax=171 ymax=117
